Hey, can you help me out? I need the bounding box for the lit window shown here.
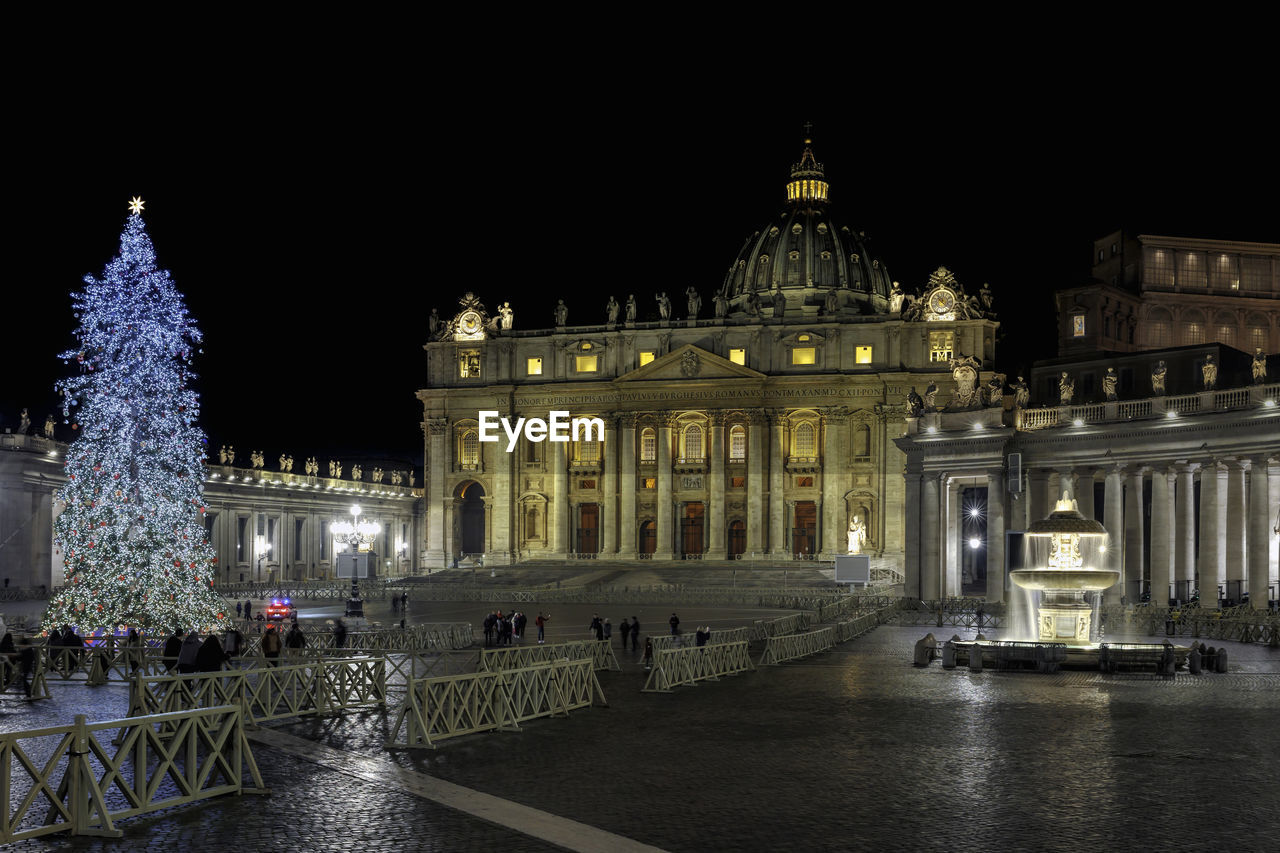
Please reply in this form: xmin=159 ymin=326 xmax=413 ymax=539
xmin=730 ymin=476 xmax=746 ymax=488
xmin=575 ymin=355 xmax=598 ymax=373
xmin=639 ymin=351 xmax=655 ymax=366
xmin=460 ymin=429 xmax=479 ymax=467
xmin=640 ymin=428 xmax=656 ymax=462
xmin=928 ymin=332 xmax=954 ymax=362
xmin=794 ymin=422 xmax=816 ymax=457
xmin=682 ymin=425 xmax=703 ymax=460
xmin=792 ymin=347 xmax=817 ymax=365
xmin=526 ymin=357 xmax=543 ymax=376
xmin=643 ymin=477 xmax=656 ymax=489
xmin=459 ymin=350 xmax=481 ymax=378
xmin=855 ymin=345 xmax=873 ymax=364
xmin=798 ymin=334 xmax=811 ymax=342
xmin=728 ymin=348 xmax=746 ymax=365
xmin=1073 ymin=315 xmax=1086 ymax=337
xmin=797 ymin=476 xmax=814 ymax=487
xmin=577 ymin=437 xmax=600 ymax=463
xmin=581 ymin=342 xmax=592 ymax=351
xmin=729 ymin=425 xmax=746 ymax=461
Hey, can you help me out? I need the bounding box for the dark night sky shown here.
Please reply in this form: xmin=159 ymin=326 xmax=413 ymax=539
xmin=5 ymin=69 xmax=1275 ymax=471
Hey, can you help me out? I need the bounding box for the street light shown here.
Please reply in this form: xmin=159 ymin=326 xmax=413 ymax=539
xmin=332 ymin=504 xmax=380 ymax=618
xmin=255 ymin=536 xmax=272 ymax=583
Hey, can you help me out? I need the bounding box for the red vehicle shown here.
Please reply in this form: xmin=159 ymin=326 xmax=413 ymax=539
xmin=264 ymin=597 xmax=297 ymax=621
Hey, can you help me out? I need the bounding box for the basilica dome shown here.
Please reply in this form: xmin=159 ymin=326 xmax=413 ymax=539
xmin=718 ymin=140 xmax=892 ymax=318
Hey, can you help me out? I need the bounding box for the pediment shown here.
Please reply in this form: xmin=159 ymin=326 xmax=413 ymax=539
xmin=615 ymin=344 xmax=766 ymax=383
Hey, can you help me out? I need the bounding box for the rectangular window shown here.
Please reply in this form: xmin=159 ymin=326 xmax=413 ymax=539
xmin=638 ymin=351 xmax=655 ymax=366
xmin=1241 ymin=256 xmax=1270 ymax=293
xmin=575 ymin=355 xmax=599 ymax=373
xmin=526 ymin=357 xmax=543 ymax=375
xmin=730 ymin=476 xmax=746 ymax=488
xmin=643 ymin=477 xmax=656 ymax=489
xmin=929 ymin=331 xmax=954 ymax=362
xmin=1144 ymin=247 xmax=1174 ymax=289
xmin=728 ymin=426 xmax=746 ymax=461
xmin=1209 ymin=253 xmax=1239 ymax=291
xmin=641 ymin=431 xmax=656 ymax=462
xmin=728 ymin=348 xmax=746 ymax=365
xmin=294 ymin=518 xmax=304 ymax=561
xmin=579 ymin=479 xmax=596 ymax=489
xmin=459 ymin=350 xmax=481 ymax=378
xmin=1177 ymin=252 xmax=1207 ymax=290
xmin=855 ymin=345 xmax=873 ymax=364
xmin=792 ymin=347 xmax=817 ymax=365
xmin=1073 ymin=315 xmax=1086 ymax=337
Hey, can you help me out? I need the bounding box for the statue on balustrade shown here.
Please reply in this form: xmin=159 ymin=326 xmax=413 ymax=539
xmin=335 ymin=462 xmax=343 ymax=479
xmin=923 ymin=382 xmax=938 ymax=413
xmin=979 ymin=282 xmax=994 ymax=314
xmin=390 ymin=470 xmax=402 ymax=485
xmin=1151 ymin=360 xmax=1167 ymax=395
xmin=1103 ymin=367 xmax=1118 ymax=401
xmin=743 ymin=290 xmax=760 ymax=317
xmin=606 ymin=296 xmax=619 ymax=325
xmin=497 ymin=302 xmax=513 ymax=331
xmin=1201 ymin=354 xmax=1218 ymax=390
xmin=553 ymin=300 xmax=568 ymax=326
xmin=43 ymin=414 xmax=55 ymax=439
xmin=219 ymin=445 xmax=228 ymax=465
xmin=1059 ymin=372 xmax=1075 ymax=405
xmin=408 ymin=471 xmax=415 ymax=487
xmin=771 ymin=284 xmax=786 ymax=319
xmin=285 ymin=455 xmax=294 ymax=473
xmin=351 ymin=464 xmax=362 ymax=481
xmin=279 ymin=454 xmax=287 ymax=471
xmin=372 ymin=467 xmax=383 ymax=483
xmin=656 ymin=292 xmax=672 ymax=320
xmin=889 ymin=281 xmax=905 ymax=314
xmin=985 ymin=374 xmax=1006 ymax=408
xmin=625 ymin=294 xmax=637 ymax=322
xmin=1009 ymin=376 xmax=1029 ymax=409
xmin=328 ymin=460 xmax=336 ymax=478
xmin=713 ymin=292 xmax=729 ymax=318
xmin=685 ymin=287 xmax=701 ymax=319
xmin=18 ymin=409 xmax=30 ymax=434
xmin=824 ymin=288 xmax=839 ymax=316
xmin=1253 ymin=348 xmax=1268 ymax=384
xmin=226 ymin=446 xmax=235 ymax=466
xmin=906 ymin=387 xmax=924 ymax=417
xmin=428 ymin=308 xmax=440 ymax=338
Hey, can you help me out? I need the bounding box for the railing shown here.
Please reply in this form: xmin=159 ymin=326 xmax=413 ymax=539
xmin=649 ymin=627 xmax=752 ymax=651
xmin=1165 ymin=393 xmax=1200 ymax=414
xmin=1 ymin=648 xmax=50 ymax=700
xmin=641 ymin=641 xmax=754 ymax=693
xmin=832 ymin=609 xmax=889 ymax=643
xmin=1069 ymin=403 xmax=1105 ymax=422
xmin=1214 ymin=388 xmax=1251 ymax=409
xmin=1016 ymin=408 xmax=1060 ymax=430
xmin=892 ymin=599 xmax=1007 ymax=630
xmin=478 ymin=639 xmax=619 ymax=672
xmin=757 ymin=627 xmax=836 ymax=665
xmin=1 ymin=705 xmax=266 ymax=843
xmin=386 ymin=657 xmax=607 ymax=749
xmin=1102 ymin=605 xmax=1279 ymax=645
xmin=237 ymin=623 xmax=474 ymax=654
xmin=1118 ymin=399 xmax=1153 ymax=419
xmin=749 ymin=613 xmax=810 ymax=639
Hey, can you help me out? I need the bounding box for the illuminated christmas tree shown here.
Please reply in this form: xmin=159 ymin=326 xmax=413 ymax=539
xmin=42 ymin=198 xmax=228 ymax=636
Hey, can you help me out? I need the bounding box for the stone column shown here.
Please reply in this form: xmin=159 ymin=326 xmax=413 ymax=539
xmin=1075 ymin=469 xmax=1095 ymax=521
xmin=601 ymin=417 xmax=618 ymax=556
xmin=656 ymin=416 xmax=674 ymax=560
xmin=986 ymin=470 xmax=1006 ymax=604
xmin=708 ymin=413 xmax=726 ymax=559
xmin=1103 ymin=467 xmax=1125 ymax=606
xmin=552 ymin=440 xmax=569 ymax=558
xmin=746 ymin=410 xmax=765 ymax=554
xmin=1173 ymin=463 xmax=1197 ymax=594
xmin=1197 ymin=461 xmax=1225 ymax=608
xmin=425 ymin=418 xmax=449 ymax=566
xmin=1225 ymin=460 xmax=1247 ymax=599
xmin=1028 ymin=469 xmax=1051 ymax=523
xmin=945 ymin=479 xmax=961 ymax=596
xmin=768 ymin=411 xmax=787 ymax=557
xmin=1247 ymin=456 xmax=1272 ymax=609
xmin=921 ymin=474 xmax=941 ymax=600
xmin=1124 ymin=468 xmax=1146 ymax=602
xmin=1149 ymin=466 xmax=1173 ymax=606
xmin=491 ymin=422 xmax=512 ymax=565
xmin=617 ymin=416 xmax=637 ymax=559
xmin=903 ymin=471 xmax=922 ymax=599
xmin=820 ymin=409 xmax=844 ymax=559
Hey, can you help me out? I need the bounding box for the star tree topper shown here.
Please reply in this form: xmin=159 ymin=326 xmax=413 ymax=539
xmin=128 ymin=196 xmax=145 ymax=214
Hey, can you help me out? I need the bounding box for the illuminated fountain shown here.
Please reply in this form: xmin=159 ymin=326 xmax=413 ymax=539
xmin=1010 ymin=490 xmax=1116 ymax=645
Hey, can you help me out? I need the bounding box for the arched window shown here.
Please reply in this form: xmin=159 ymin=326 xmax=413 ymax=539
xmin=728 ymin=425 xmax=747 ymax=461
xmin=794 ymin=422 xmax=816 ymax=457
xmin=1181 ymin=309 xmax=1205 ymax=346
xmin=852 ymin=424 xmax=871 ymax=459
xmin=1213 ymin=312 xmax=1237 ymax=348
xmin=459 ymin=428 xmax=479 ymax=469
xmin=640 ymin=428 xmax=656 ymax=462
xmin=576 ymin=436 xmax=600 ymax=463
xmin=1146 ymin=308 xmax=1173 ymax=348
xmin=682 ymin=425 xmax=703 ymax=461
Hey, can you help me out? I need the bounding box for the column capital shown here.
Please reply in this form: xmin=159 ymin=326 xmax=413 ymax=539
xmin=708 ymin=411 xmax=727 ymax=427
xmin=618 ymin=413 xmax=638 ymax=429
xmin=658 ymin=413 xmax=678 ymax=429
xmin=427 ymin=418 xmax=450 ymax=436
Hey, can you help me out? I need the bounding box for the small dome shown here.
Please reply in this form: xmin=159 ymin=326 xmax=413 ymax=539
xmin=718 ymin=139 xmax=892 ymax=318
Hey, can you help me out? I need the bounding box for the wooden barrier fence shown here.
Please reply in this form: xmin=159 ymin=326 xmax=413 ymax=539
xmin=1 ymin=704 xmax=266 ymax=844
xmin=386 ymin=657 xmax=607 ymax=749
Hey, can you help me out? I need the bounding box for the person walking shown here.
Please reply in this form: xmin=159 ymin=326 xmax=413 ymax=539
xmin=262 ymin=625 xmax=282 ymax=666
xmin=125 ymin=627 xmax=143 ymax=674
xmin=643 ymin=636 xmax=654 ymax=669
xmin=603 ymin=618 xmax=612 ymax=643
xmin=515 ymin=611 xmax=527 ymax=642
xmin=222 ymin=625 xmax=243 ymax=663
xmin=235 ymin=601 xmax=242 ymax=619
xmin=163 ymin=629 xmax=184 ymax=672
xmin=589 ymin=614 xmax=603 ymax=641
xmin=243 ymin=600 xmax=252 ymax=622
xmin=483 ymin=611 xmax=495 ymax=647
xmin=177 ymin=631 xmax=202 ymax=675
xmin=401 ymin=591 xmax=408 ymax=613
xmin=285 ymin=622 xmax=307 ymax=655
xmin=619 ymin=617 xmax=631 ymax=650
xmin=669 ymin=613 xmax=680 ymax=635
xmin=630 ymin=617 xmax=641 ymax=651
xmin=535 ymin=612 xmax=548 ymax=644
xmin=333 ymin=618 xmax=348 ymax=649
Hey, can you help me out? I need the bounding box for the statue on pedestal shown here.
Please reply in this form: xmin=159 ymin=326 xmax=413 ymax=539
xmin=889 ymin=281 xmax=905 ymax=314
xmin=743 ymin=291 xmax=760 ymax=317
xmin=372 ymin=467 xmax=383 ymax=483
xmin=219 ymin=445 xmax=228 ymax=465
xmin=824 ymin=288 xmax=839 ymax=315
xmin=685 ymin=287 xmax=701 ymax=319
xmin=986 ymin=374 xmax=1005 ymax=408
xmin=713 ymin=292 xmax=728 ymax=318
xmin=1010 ymin=377 xmax=1029 ymax=409
xmin=335 ymin=462 xmax=343 ymax=479
xmin=43 ymin=415 xmax=54 ymax=439
xmin=1103 ymin=367 xmax=1118 ymax=401
xmin=1253 ymin=348 xmax=1268 ymax=384
xmin=606 ymin=296 xmax=619 ymax=325
xmin=1201 ymin=354 xmax=1218 ymax=390
xmin=979 ymin=282 xmax=994 ymax=314
xmin=1059 ymin=372 xmax=1075 ymax=405
xmin=948 ymin=355 xmax=982 ymax=409
xmin=328 ymin=460 xmax=336 ymax=478
xmin=906 ymin=387 xmax=924 ymax=417
xmin=285 ymin=455 xmax=294 ymax=473
xmin=408 ymin=471 xmax=415 ymax=487
xmin=498 ymin=302 xmax=514 ymax=330
xmin=428 ymin=308 xmax=440 ymax=337
xmin=772 ymin=285 xmax=786 ymax=319
xmin=923 ymin=382 xmax=938 ymax=413
xmin=847 ymin=515 xmax=867 ymax=554
xmin=553 ymin=300 xmax=568 ymax=326
xmin=226 ymin=446 xmax=236 ymax=466
xmin=625 ymin=294 xmax=637 ymax=322
xmin=18 ymin=409 xmax=30 ymax=434
xmin=279 ymin=453 xmax=287 ymax=471
xmin=351 ymin=464 xmax=362 ymax=481
xmin=1151 ymin=360 xmax=1167 ymax=395
xmin=656 ymin=292 xmax=672 ymax=320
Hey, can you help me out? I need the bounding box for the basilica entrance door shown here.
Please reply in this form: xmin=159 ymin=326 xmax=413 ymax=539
xmin=727 ymin=520 xmax=746 ymax=559
xmin=459 ymin=481 xmax=486 ymax=555
xmin=792 ymin=501 xmax=816 ymax=558
xmin=638 ymin=520 xmax=656 ymax=556
xmin=577 ymin=503 xmax=599 ymax=555
xmin=681 ymin=502 xmax=704 ymax=557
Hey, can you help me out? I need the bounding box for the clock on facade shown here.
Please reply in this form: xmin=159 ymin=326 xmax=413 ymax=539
xmin=928 ymin=288 xmax=956 ymax=316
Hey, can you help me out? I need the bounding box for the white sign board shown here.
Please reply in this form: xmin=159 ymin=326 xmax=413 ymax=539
xmin=834 ymin=555 xmax=870 ymax=585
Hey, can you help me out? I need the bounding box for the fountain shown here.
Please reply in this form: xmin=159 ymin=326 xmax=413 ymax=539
xmin=1010 ymin=490 xmax=1115 ymax=644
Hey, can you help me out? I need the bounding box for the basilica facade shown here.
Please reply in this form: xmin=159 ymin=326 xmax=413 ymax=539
xmin=417 ymin=142 xmax=1000 ymax=567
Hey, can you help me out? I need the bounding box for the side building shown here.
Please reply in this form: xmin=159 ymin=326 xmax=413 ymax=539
xmin=417 ymin=141 xmax=1000 ymax=569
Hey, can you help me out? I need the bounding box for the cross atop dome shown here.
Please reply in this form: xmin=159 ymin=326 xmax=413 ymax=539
xmin=787 ymin=130 xmax=828 ymax=205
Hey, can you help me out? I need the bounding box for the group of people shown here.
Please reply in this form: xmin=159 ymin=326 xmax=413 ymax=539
xmin=586 ymin=615 xmax=642 ymax=651
xmin=390 ymin=591 xmax=409 ymax=613
xmin=482 ymin=610 xmax=527 ymax=646
xmin=0 ymin=631 xmax=37 ymax=695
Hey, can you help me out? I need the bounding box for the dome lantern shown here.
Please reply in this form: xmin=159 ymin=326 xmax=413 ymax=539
xmin=786 ymin=138 xmax=829 ymax=205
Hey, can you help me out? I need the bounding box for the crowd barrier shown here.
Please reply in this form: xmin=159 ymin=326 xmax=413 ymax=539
xmin=1102 ymin=605 xmax=1279 ymax=646
xmin=479 ymin=639 xmax=619 ymax=672
xmin=1 ymin=704 xmax=266 ymax=843
xmin=641 ymin=641 xmax=754 ymax=693
xmin=649 ymin=626 xmax=751 ymax=651
xmin=750 ymin=613 xmax=810 ymax=640
xmin=893 ymin=599 xmax=1007 ymax=630
xmin=757 ymin=627 xmax=836 ymax=665
xmin=989 ymin=641 xmax=1067 ymax=672
xmin=386 ymin=657 xmax=606 ymax=749
xmin=1 ymin=648 xmax=50 ymax=700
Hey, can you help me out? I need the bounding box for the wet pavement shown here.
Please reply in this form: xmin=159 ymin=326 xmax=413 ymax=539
xmin=3 ymin=596 xmax=1279 ymax=851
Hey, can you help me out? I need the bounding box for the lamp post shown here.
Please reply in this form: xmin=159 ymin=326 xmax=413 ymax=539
xmin=255 ymin=536 xmax=272 ymax=584
xmin=332 ymin=504 xmax=380 ymax=618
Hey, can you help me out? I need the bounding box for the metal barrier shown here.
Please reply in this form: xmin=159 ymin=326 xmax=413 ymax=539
xmin=892 ymin=600 xmax=1007 ymax=630
xmin=1 ymin=704 xmax=266 ymax=843
xmin=815 ymin=594 xmax=899 ymax=623
xmin=1101 ymin=605 xmax=1278 ymax=645
xmin=479 ymin=639 xmax=620 ymax=672
xmin=1098 ymin=643 xmax=1172 ymax=674
xmin=238 ymin=623 xmax=474 ymax=654
xmin=750 ymin=613 xmax=810 ymax=640
xmin=650 ymin=627 xmax=752 ymax=651
xmin=757 ymin=627 xmax=836 ymax=665
xmin=832 ymin=611 xmax=883 ymax=643
xmin=386 ymin=657 xmax=607 ymax=749
xmin=1 ymin=648 xmax=50 ymax=700
xmin=640 ymin=641 xmax=755 ymax=693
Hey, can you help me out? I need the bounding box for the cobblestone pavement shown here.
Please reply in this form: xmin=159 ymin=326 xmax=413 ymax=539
xmin=4 ymin=603 xmax=1279 ymax=851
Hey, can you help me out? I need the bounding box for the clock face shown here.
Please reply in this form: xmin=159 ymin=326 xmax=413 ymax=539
xmin=460 ymin=311 xmax=481 ymax=334
xmin=928 ymin=288 xmax=956 ymax=315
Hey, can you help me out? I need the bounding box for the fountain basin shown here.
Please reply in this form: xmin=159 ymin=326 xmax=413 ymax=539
xmin=1009 ymin=568 xmax=1121 ymax=592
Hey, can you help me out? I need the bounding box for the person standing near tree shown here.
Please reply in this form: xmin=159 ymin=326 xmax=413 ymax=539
xmin=262 ymin=624 xmax=282 ymax=666
xmin=163 ymin=629 xmax=183 ymax=672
